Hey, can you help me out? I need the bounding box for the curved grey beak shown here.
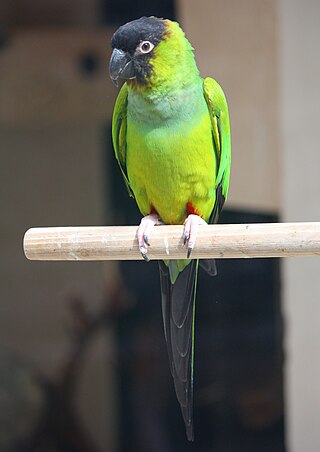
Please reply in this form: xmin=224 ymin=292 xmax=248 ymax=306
xmin=109 ymin=48 xmax=135 ymax=86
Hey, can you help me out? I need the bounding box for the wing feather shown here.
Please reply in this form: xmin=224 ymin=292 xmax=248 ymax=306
xmin=203 ymin=77 xmax=231 ymax=205
xmin=201 ymin=78 xmax=231 ymax=272
xmin=111 ymin=83 xmax=133 ymax=197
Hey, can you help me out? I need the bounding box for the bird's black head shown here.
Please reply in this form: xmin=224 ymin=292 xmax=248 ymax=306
xmin=109 ymin=16 xmax=166 ymax=86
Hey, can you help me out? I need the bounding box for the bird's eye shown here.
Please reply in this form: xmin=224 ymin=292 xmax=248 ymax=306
xmin=138 ymin=41 xmax=154 ymax=54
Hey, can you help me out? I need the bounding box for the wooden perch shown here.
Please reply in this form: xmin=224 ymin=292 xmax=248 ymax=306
xmin=23 ymin=222 xmax=320 ymax=261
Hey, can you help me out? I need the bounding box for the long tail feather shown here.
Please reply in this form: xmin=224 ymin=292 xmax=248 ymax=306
xmin=159 ymin=260 xmax=199 ymax=441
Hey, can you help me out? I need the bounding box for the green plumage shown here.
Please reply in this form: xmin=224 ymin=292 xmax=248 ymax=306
xmin=110 ymin=17 xmax=231 ymax=440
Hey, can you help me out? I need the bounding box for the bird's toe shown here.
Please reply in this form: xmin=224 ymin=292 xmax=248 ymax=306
xmin=137 ymin=213 xmax=161 ymax=260
xmin=183 ymin=214 xmax=207 ymax=258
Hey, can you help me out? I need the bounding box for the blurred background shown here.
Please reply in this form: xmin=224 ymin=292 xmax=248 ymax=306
xmin=0 ymin=0 xmax=319 ymax=451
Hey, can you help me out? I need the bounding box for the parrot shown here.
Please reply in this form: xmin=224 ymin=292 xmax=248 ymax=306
xmin=109 ymin=16 xmax=231 ymax=441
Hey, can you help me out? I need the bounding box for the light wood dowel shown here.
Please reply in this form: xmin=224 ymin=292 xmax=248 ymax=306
xmin=23 ymin=223 xmax=320 ymax=261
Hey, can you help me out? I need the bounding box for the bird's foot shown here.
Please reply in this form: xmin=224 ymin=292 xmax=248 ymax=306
xmin=137 ymin=214 xmax=162 ymax=262
xmin=183 ymin=214 xmax=207 ymax=258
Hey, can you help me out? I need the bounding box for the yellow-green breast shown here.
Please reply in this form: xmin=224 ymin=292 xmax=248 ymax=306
xmin=126 ymin=80 xmax=217 ymax=224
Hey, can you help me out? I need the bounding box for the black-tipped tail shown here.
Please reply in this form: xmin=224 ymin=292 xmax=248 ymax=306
xmin=159 ymin=260 xmax=198 ymax=441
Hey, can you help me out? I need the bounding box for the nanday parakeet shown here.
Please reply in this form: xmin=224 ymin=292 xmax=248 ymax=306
xmin=109 ymin=16 xmax=231 ymax=441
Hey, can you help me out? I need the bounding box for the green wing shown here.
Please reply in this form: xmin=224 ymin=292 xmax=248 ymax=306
xmin=111 ymin=83 xmax=133 ymax=197
xmin=203 ymin=77 xmax=231 ymax=209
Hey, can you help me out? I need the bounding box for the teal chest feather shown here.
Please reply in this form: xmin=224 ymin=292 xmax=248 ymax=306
xmin=126 ymin=83 xmax=216 ymax=224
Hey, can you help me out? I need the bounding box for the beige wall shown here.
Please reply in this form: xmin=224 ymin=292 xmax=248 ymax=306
xmin=0 ymin=30 xmax=115 ymax=127
xmin=178 ymin=0 xmax=279 ymax=212
xmin=0 ymin=20 xmax=117 ymax=449
xmin=279 ymin=1 xmax=320 ymax=451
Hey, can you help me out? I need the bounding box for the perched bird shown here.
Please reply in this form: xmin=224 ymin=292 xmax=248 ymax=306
xmin=109 ymin=16 xmax=231 ymax=440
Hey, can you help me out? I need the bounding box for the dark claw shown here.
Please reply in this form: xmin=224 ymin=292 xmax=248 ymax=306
xmin=187 ymin=247 xmax=192 ymax=258
xmin=141 ymin=251 xmax=150 ymax=262
xmin=183 ymin=232 xmax=188 ymax=246
xmin=143 ymin=233 xmax=150 ymax=246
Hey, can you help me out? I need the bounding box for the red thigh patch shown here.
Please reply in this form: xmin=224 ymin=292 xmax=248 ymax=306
xmin=186 ymin=202 xmax=199 ymax=216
